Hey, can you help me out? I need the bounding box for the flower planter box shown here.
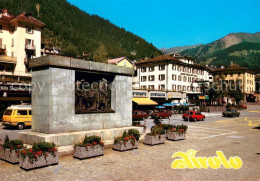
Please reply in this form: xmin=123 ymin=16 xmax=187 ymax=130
xmin=167 ymin=132 xmax=186 ymax=141
xmin=113 ymin=140 xmax=139 ymax=151
xmin=74 ymin=145 xmax=104 ymax=159
xmin=0 ymin=147 xmax=20 ymax=164
xmin=19 ymin=152 xmax=58 ymax=170
xmin=144 ymin=134 xmax=166 ymax=145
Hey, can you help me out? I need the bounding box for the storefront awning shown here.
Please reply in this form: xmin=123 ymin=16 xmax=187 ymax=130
xmin=132 ymin=97 xmax=158 ymax=105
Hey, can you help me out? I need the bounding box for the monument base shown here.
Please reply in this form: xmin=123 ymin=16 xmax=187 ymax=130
xmin=18 ymin=126 xmax=144 ymax=147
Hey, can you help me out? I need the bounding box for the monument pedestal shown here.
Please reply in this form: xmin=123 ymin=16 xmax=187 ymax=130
xmin=19 ymin=126 xmax=144 ymax=147
xmin=19 ymin=55 xmax=139 ymax=151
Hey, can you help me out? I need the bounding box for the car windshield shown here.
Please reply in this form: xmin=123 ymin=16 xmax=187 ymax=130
xmin=4 ymin=109 xmax=12 ymax=115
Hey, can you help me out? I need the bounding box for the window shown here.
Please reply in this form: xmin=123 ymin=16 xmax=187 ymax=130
xmin=178 ymin=66 xmax=182 ymax=71
xmin=183 ymin=67 xmax=186 ymax=72
xmin=172 ymin=74 xmax=176 ymax=80
xmin=141 ymin=76 xmax=147 ymax=82
xmin=188 ymin=77 xmax=191 ymax=82
xmin=159 ymin=64 xmax=165 ymax=71
xmin=4 ymin=109 xmax=12 ymax=115
xmin=183 ymin=76 xmax=187 ymax=82
xmin=159 ymin=84 xmax=165 ymax=90
xmin=188 ymin=68 xmax=191 ymax=73
xmin=26 ymin=25 xmax=33 ymax=34
xmin=141 ymin=85 xmax=147 ymax=90
xmin=183 ymin=86 xmax=186 ymax=91
xmin=141 ymin=67 xmax=146 ymax=72
xmin=148 ymin=85 xmax=154 ymax=90
xmin=187 ymin=86 xmax=190 ymax=91
xmin=0 ymin=25 xmax=2 ymax=33
xmin=17 ymin=110 xmax=28 ymax=115
xmin=178 ymin=75 xmax=182 ymax=81
xmin=172 ymin=65 xmax=176 ymax=70
xmin=124 ymin=61 xmax=126 ymax=66
xmin=178 ymin=85 xmax=182 ymax=91
xmin=159 ymin=74 xmax=165 ymax=81
xmin=148 ymin=75 xmax=155 ymax=81
xmin=29 ymin=110 xmax=32 ymax=115
xmin=149 ymin=66 xmax=154 ymax=72
xmin=172 ymin=85 xmax=176 ymax=90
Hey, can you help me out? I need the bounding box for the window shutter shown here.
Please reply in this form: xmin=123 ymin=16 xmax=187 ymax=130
xmin=0 ymin=38 xmax=2 ymax=46
xmin=25 ymin=39 xmax=27 ymax=45
xmin=32 ymin=40 xmax=34 ymax=46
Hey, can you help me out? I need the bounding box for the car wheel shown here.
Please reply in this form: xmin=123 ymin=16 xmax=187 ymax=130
xmin=17 ymin=123 xmax=24 ymax=130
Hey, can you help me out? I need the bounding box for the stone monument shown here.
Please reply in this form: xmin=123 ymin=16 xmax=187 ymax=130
xmin=19 ymin=55 xmax=143 ymax=147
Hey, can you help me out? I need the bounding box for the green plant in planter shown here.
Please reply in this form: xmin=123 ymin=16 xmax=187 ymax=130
xmin=75 ymin=135 xmax=104 ymax=149
xmin=162 ymin=124 xmax=174 ymax=130
xmin=20 ymin=142 xmax=57 ymax=163
xmin=2 ymin=135 xmax=23 ymax=153
xmin=169 ymin=124 xmax=188 ymax=134
xmin=114 ymin=129 xmax=140 ymax=146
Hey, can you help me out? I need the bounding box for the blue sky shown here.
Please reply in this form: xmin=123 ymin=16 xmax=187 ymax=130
xmin=68 ymin=0 xmax=260 ymax=49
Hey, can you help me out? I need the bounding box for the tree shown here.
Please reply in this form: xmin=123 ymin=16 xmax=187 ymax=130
xmin=93 ymin=43 xmax=108 ymax=63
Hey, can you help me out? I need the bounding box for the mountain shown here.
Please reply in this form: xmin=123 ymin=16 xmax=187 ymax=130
xmin=1 ymin=0 xmax=162 ymax=61
xmin=161 ymin=44 xmax=202 ymax=54
xmin=180 ymin=32 xmax=260 ymax=73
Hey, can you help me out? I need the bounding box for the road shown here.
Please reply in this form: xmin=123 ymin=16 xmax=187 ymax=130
xmin=0 ymin=104 xmax=259 ymax=180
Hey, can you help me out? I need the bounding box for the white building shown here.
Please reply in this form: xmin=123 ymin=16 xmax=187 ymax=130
xmin=133 ymin=54 xmax=212 ymax=103
xmin=0 ymin=9 xmax=45 ymax=106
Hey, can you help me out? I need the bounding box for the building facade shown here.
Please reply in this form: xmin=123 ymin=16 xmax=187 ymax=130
xmin=107 ymin=57 xmax=133 ymax=68
xmin=133 ymin=55 xmax=212 ymax=103
xmin=0 ymin=10 xmax=45 ymax=115
xmin=212 ymin=63 xmax=256 ymax=102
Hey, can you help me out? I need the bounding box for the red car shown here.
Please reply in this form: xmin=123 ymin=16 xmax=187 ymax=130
xmin=182 ymin=111 xmax=205 ymax=121
xmin=132 ymin=110 xmax=149 ymax=121
xmin=151 ymin=111 xmax=171 ymax=119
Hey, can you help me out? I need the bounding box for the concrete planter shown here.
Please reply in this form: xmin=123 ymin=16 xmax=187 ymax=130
xmin=167 ymin=132 xmax=186 ymax=141
xmin=113 ymin=139 xmax=139 ymax=151
xmin=0 ymin=147 xmax=20 ymax=164
xmin=19 ymin=152 xmax=58 ymax=170
xmin=74 ymin=145 xmax=104 ymax=159
xmin=144 ymin=134 xmax=166 ymax=145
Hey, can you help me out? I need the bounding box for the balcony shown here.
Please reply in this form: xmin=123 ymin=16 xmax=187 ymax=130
xmin=25 ymin=44 xmax=36 ymax=50
xmin=0 ymin=55 xmax=17 ymax=64
xmin=0 ymin=44 xmax=6 ymax=50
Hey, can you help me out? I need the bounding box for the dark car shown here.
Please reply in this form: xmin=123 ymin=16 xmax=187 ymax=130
xmin=222 ymin=109 xmax=240 ymax=117
xmin=132 ymin=110 xmax=149 ymax=121
xmin=182 ymin=111 xmax=205 ymax=121
xmin=150 ymin=110 xmax=171 ymax=119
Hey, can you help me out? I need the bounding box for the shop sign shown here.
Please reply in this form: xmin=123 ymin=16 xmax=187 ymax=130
xmin=168 ymin=92 xmax=182 ymax=99
xmin=132 ymin=91 xmax=148 ymax=97
xmin=150 ymin=91 xmax=166 ymax=98
xmin=0 ymin=85 xmax=31 ymax=92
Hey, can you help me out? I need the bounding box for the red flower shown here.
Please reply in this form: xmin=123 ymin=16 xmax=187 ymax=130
xmin=29 ymin=148 xmax=33 ymax=153
xmin=10 ymin=146 xmax=13 ymax=150
xmin=172 ymin=128 xmax=176 ymax=131
xmin=23 ymin=150 xmax=26 ymax=154
xmin=93 ymin=141 xmax=97 ymax=145
xmin=53 ymin=148 xmax=57 ymax=152
xmin=179 ymin=129 xmax=184 ymax=132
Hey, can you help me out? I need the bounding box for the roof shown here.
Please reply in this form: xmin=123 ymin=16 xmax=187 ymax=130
xmin=136 ymin=55 xmax=206 ymax=69
xmin=11 ymin=13 xmax=45 ymax=27
xmin=213 ymin=64 xmax=255 ymax=74
xmin=107 ymin=57 xmax=131 ymax=64
xmin=0 ymin=10 xmax=14 ymax=22
xmin=0 ymin=10 xmax=45 ymax=27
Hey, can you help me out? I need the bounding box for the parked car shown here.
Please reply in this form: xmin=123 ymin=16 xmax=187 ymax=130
xmin=132 ymin=110 xmax=149 ymax=121
xmin=222 ymin=109 xmax=240 ymax=117
xmin=239 ymin=104 xmax=247 ymax=109
xmin=182 ymin=111 xmax=205 ymax=121
xmin=150 ymin=110 xmax=171 ymax=119
xmin=2 ymin=105 xmax=31 ymax=130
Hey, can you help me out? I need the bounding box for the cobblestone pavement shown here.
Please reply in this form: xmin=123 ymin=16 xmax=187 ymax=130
xmin=0 ymin=105 xmax=259 ymax=180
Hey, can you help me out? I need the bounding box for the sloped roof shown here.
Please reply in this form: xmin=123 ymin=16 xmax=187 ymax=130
xmin=0 ymin=10 xmax=14 ymax=22
xmin=12 ymin=13 xmax=45 ymax=27
xmin=107 ymin=57 xmax=131 ymax=64
xmin=213 ymin=64 xmax=254 ymax=73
